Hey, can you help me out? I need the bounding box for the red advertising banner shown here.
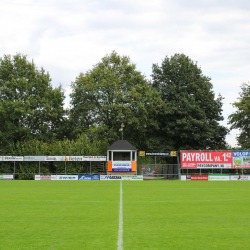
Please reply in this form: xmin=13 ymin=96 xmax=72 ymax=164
xmin=181 ymin=151 xmax=232 ymax=168
xmin=187 ymin=175 xmax=208 ymax=181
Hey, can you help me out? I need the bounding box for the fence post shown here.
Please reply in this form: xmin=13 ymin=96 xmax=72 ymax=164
xmin=177 ymin=152 xmax=181 ymax=180
xmin=178 ymin=163 xmax=181 ymax=180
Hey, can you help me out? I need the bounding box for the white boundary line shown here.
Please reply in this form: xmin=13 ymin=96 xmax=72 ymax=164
xmin=117 ymin=180 xmax=123 ymax=250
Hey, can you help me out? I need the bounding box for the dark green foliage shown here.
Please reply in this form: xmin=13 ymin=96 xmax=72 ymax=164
xmin=70 ymin=51 xmax=162 ymax=149
xmin=228 ymin=83 xmax=250 ymax=149
xmin=152 ymin=53 xmax=228 ymax=150
xmin=0 ymin=54 xmax=65 ymax=149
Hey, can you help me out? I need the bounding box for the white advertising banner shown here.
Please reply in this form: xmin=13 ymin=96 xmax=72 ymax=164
xmin=51 ymin=175 xmax=57 ymax=180
xmin=100 ymin=175 xmax=122 ymax=180
xmin=3 ymin=156 xmax=23 ymax=161
xmin=0 ymin=156 xmax=2 ymax=161
xmin=121 ymin=175 xmax=143 ymax=180
xmin=65 ymin=156 xmax=83 ymax=161
xmin=24 ymin=156 xmax=46 ymax=161
xmin=208 ymin=175 xmax=230 ymax=181
xmin=82 ymin=156 xmax=106 ymax=161
xmin=0 ymin=175 xmax=14 ymax=180
xmin=45 ymin=156 xmax=65 ymax=161
xmin=230 ymin=175 xmax=240 ymax=181
xmin=239 ymin=175 xmax=250 ymax=181
xmin=181 ymin=175 xmax=186 ymax=181
xmin=35 ymin=175 xmax=52 ymax=180
xmin=230 ymin=175 xmax=250 ymax=181
xmin=112 ymin=161 xmax=132 ymax=171
xmin=56 ymin=175 xmax=78 ymax=180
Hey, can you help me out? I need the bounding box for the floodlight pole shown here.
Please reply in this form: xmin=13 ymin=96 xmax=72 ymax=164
xmin=119 ymin=124 xmax=125 ymax=140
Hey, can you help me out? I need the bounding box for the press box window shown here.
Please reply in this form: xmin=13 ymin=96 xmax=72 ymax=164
xmin=113 ymin=152 xmax=130 ymax=161
xmin=132 ymin=151 xmax=135 ymax=161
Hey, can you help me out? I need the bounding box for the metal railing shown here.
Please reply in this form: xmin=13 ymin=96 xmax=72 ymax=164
xmin=137 ymin=164 xmax=180 ymax=180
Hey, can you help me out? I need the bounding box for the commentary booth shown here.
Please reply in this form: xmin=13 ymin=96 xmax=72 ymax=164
xmin=107 ymin=140 xmax=137 ymax=175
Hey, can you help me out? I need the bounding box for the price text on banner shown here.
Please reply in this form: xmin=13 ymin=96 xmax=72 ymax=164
xmin=181 ymin=151 xmax=232 ymax=168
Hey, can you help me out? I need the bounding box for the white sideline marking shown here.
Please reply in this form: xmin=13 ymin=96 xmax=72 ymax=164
xmin=134 ymin=198 xmax=247 ymax=203
xmin=0 ymin=199 xmax=111 ymax=203
xmin=117 ymin=180 xmax=123 ymax=250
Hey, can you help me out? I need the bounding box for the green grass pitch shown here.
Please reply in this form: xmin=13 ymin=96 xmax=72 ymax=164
xmin=1 ymin=180 xmax=250 ymax=249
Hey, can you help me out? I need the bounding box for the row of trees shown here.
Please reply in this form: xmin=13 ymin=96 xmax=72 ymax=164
xmin=0 ymin=51 xmax=248 ymax=159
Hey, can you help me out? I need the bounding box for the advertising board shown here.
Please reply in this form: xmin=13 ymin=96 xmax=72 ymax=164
xmin=138 ymin=151 xmax=177 ymax=157
xmin=121 ymin=175 xmax=143 ymax=180
xmin=181 ymin=175 xmax=186 ymax=181
xmin=0 ymin=175 xmax=14 ymax=180
xmin=145 ymin=152 xmax=172 ymax=156
xmin=0 ymin=156 xmax=2 ymax=161
xmin=233 ymin=151 xmax=250 ymax=168
xmin=82 ymin=156 xmax=106 ymax=161
xmin=46 ymin=156 xmax=65 ymax=161
xmin=51 ymin=175 xmax=57 ymax=180
xmin=208 ymin=175 xmax=230 ymax=181
xmin=239 ymin=175 xmax=250 ymax=181
xmin=56 ymin=175 xmax=78 ymax=180
xmin=24 ymin=156 xmax=46 ymax=161
xmin=66 ymin=156 xmax=83 ymax=161
xmin=230 ymin=175 xmax=250 ymax=181
xmin=112 ymin=161 xmax=131 ymax=171
xmin=187 ymin=175 xmax=208 ymax=181
xmin=100 ymin=175 xmax=122 ymax=180
xmin=230 ymin=175 xmax=240 ymax=181
xmin=35 ymin=175 xmax=52 ymax=180
xmin=181 ymin=151 xmax=232 ymax=168
xmin=78 ymin=175 xmax=100 ymax=180
xmin=3 ymin=156 xmax=23 ymax=161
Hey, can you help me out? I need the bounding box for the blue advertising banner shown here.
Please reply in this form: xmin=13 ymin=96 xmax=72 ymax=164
xmin=233 ymin=151 xmax=250 ymax=168
xmin=78 ymin=175 xmax=100 ymax=180
xmin=57 ymin=175 xmax=78 ymax=180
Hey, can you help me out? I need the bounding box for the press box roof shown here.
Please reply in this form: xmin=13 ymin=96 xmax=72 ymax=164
xmin=107 ymin=140 xmax=137 ymax=150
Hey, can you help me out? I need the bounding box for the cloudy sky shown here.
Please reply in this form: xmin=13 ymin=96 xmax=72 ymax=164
xmin=1 ymin=0 xmax=250 ymax=147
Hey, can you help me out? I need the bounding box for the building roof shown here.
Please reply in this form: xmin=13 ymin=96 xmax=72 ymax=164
xmin=107 ymin=140 xmax=137 ymax=150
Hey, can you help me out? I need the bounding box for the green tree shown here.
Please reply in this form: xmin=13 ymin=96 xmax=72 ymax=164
xmin=152 ymin=53 xmax=228 ymax=150
xmin=0 ymin=54 xmax=65 ymax=149
xmin=70 ymin=51 xmax=162 ymax=149
xmin=228 ymin=83 xmax=250 ymax=148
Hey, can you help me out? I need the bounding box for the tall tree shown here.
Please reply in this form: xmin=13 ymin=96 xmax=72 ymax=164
xmin=0 ymin=54 xmax=65 ymax=149
xmin=228 ymin=83 xmax=250 ymax=148
xmin=70 ymin=51 xmax=162 ymax=149
xmin=152 ymin=53 xmax=228 ymax=150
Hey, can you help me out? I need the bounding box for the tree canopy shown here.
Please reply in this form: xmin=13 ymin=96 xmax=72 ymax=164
xmin=70 ymin=51 xmax=162 ymax=149
xmin=152 ymin=53 xmax=228 ymax=150
xmin=0 ymin=51 xmax=231 ymax=160
xmin=228 ymin=83 xmax=250 ymax=149
xmin=0 ymin=54 xmax=65 ymax=149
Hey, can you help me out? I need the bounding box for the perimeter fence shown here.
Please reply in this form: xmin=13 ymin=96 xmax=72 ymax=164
xmin=137 ymin=164 xmax=180 ymax=180
xmin=0 ymin=161 xmax=107 ymax=180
